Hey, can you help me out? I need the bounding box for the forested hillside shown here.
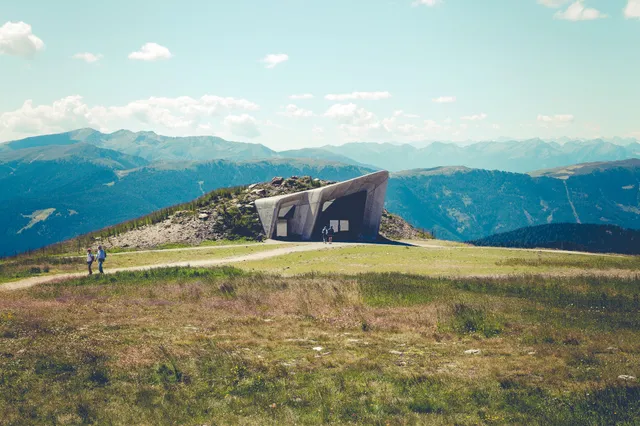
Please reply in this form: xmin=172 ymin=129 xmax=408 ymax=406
xmin=386 ymin=161 xmax=640 ymax=241
xmin=471 ymin=223 xmax=640 ymax=255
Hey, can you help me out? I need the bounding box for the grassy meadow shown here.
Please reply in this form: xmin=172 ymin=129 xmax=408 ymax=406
xmin=0 ymin=243 xmax=283 ymax=285
xmin=1 ymin=261 xmax=639 ymax=424
xmin=238 ymin=243 xmax=640 ymax=277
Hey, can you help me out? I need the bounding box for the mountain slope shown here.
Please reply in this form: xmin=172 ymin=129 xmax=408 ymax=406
xmin=4 ymin=129 xmax=279 ymax=163
xmin=277 ymin=148 xmax=376 ymax=168
xmin=0 ymin=156 xmax=374 ymax=256
xmin=386 ymin=160 xmax=640 ymax=241
xmin=471 ymin=223 xmax=640 ymax=255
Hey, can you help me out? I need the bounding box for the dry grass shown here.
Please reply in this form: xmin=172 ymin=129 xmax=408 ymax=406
xmin=0 ymin=268 xmax=638 ymax=424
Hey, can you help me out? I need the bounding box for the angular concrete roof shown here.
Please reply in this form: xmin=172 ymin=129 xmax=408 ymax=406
xmin=255 ymin=170 xmax=389 ymax=241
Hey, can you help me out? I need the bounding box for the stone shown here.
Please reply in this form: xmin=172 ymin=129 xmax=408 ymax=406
xmin=618 ymin=375 xmax=637 ymax=381
xmin=198 ymin=213 xmax=209 ymax=220
xmin=464 ymin=349 xmax=481 ymax=355
xmin=252 ymin=188 xmax=266 ymax=196
xmin=312 ymin=346 xmax=323 ymax=351
xmin=271 ymin=176 xmax=284 ymax=186
xmin=248 ymin=183 xmax=258 ymax=189
xmin=389 ymin=350 xmax=403 ymax=355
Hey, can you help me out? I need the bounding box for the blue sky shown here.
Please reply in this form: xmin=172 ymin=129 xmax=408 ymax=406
xmin=1 ymin=0 xmax=639 ymax=150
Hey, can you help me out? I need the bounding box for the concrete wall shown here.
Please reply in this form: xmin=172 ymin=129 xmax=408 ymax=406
xmin=255 ymin=170 xmax=389 ymax=241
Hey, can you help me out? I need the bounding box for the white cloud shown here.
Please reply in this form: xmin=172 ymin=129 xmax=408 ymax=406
xmin=289 ymin=94 xmax=314 ymax=100
xmin=128 ymin=42 xmax=172 ymax=61
xmin=261 ymin=53 xmax=289 ymax=69
xmin=393 ymin=110 xmax=420 ymax=118
xmin=537 ymin=0 xmax=571 ymax=8
xmin=279 ymin=104 xmax=314 ymax=118
xmin=323 ymin=104 xmax=452 ymax=141
xmin=625 ymin=0 xmax=640 ymax=18
xmin=412 ymin=0 xmax=442 ymax=7
xmin=0 ymin=21 xmax=44 ymax=58
xmin=0 ymin=95 xmax=260 ymax=141
xmin=324 ymin=103 xmax=374 ymax=124
xmin=461 ymin=113 xmax=488 ymax=121
xmin=312 ymin=125 xmax=324 ymax=139
xmin=432 ymin=96 xmax=456 ymax=103
xmin=223 ymin=114 xmax=261 ymax=138
xmin=554 ymin=1 xmax=607 ymax=20
xmin=72 ymin=52 xmax=103 ymax=63
xmin=537 ymin=114 xmax=575 ymax=124
xmin=325 ymin=92 xmax=392 ymax=101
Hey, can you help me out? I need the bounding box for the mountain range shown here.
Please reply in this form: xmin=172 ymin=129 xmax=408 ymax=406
xmin=3 ymin=129 xmax=639 ymax=173
xmin=1 ymin=129 xmax=639 ymax=255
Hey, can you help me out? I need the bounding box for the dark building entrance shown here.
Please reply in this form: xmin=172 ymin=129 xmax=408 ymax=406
xmin=312 ymin=191 xmax=367 ymax=241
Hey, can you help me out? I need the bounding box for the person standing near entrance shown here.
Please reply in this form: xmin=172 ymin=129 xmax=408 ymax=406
xmin=327 ymin=225 xmax=335 ymax=244
xmin=322 ymin=225 xmax=329 ymax=243
xmin=86 ymin=248 xmax=95 ymax=275
xmin=96 ymin=245 xmax=107 ymax=274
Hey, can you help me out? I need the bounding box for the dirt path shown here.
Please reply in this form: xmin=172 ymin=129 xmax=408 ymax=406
xmin=0 ymin=242 xmax=358 ymax=292
xmin=66 ymin=240 xmax=283 ymax=258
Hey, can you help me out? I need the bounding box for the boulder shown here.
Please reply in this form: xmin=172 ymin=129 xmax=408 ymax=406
xmin=618 ymin=375 xmax=637 ymax=381
xmin=271 ymin=176 xmax=284 ymax=186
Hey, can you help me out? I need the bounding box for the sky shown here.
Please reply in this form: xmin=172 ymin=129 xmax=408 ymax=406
xmin=0 ymin=0 xmax=639 ymax=151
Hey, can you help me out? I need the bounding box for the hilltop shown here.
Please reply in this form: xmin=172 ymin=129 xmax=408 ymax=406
xmin=46 ymin=175 xmax=430 ymax=252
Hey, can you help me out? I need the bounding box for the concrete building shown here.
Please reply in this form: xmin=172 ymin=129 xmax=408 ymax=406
xmin=255 ymin=170 xmax=389 ymax=242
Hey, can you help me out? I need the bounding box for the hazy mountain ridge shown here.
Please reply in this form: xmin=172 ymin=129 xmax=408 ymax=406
xmin=325 ymin=139 xmax=640 ymax=173
xmin=3 ymin=129 xmax=640 ymax=173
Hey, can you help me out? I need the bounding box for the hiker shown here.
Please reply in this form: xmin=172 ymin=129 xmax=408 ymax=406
xmin=86 ymin=248 xmax=95 ymax=275
xmin=327 ymin=225 xmax=335 ymax=244
xmin=97 ymin=245 xmax=107 ymax=274
xmin=322 ymin=225 xmax=329 ymax=243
